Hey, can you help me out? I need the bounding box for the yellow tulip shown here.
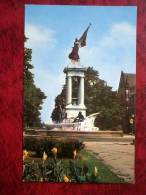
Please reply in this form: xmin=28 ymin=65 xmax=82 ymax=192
xmin=51 ymin=147 xmax=57 ymax=156
xmin=23 ymin=149 xmax=29 ymax=160
xmin=42 ymin=151 xmax=48 ymax=161
xmin=63 ymin=175 xmax=70 ymax=182
xmin=73 ymin=149 xmax=77 ymax=159
xmin=94 ymin=166 xmax=98 ymax=176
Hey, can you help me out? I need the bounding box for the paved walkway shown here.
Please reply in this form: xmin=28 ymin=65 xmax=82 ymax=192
xmin=84 ymin=141 xmax=134 ymax=183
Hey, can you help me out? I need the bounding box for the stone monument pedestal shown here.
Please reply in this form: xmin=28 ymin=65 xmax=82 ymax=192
xmin=64 ymin=63 xmax=87 ymax=119
xmin=66 ymin=104 xmax=86 ymax=119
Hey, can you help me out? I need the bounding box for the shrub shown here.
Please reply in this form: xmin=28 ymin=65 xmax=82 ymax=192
xmin=24 ymin=138 xmax=84 ymax=158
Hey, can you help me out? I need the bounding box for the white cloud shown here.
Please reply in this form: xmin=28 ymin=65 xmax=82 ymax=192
xmin=25 ymin=24 xmax=56 ymax=48
xmin=101 ymin=22 xmax=136 ymax=48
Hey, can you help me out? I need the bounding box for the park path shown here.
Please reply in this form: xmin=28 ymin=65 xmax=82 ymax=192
xmin=84 ymin=141 xmax=134 ymax=183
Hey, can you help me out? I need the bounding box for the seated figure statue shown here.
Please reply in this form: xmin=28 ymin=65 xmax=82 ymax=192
xmin=73 ymin=113 xmax=99 ymax=131
xmin=73 ymin=111 xmax=85 ymax=123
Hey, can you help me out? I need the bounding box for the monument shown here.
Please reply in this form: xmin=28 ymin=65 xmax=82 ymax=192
xmin=47 ymin=24 xmax=122 ymax=135
xmin=64 ymin=24 xmax=91 ymax=119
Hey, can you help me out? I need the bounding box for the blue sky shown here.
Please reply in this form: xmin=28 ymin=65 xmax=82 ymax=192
xmin=25 ymin=5 xmax=137 ymax=123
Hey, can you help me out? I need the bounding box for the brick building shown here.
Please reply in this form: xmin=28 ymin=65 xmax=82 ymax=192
xmin=118 ymin=71 xmax=136 ymax=133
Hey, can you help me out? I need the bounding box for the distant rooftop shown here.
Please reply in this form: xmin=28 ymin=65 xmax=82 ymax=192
xmin=122 ymin=72 xmax=136 ymax=88
xmin=118 ymin=71 xmax=136 ymax=91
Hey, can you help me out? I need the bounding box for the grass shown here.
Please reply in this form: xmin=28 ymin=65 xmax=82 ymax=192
xmin=24 ymin=149 xmax=126 ymax=183
xmin=78 ymin=150 xmax=126 ymax=183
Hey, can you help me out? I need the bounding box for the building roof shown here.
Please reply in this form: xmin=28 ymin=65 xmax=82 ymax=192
xmin=122 ymin=72 xmax=136 ymax=88
xmin=118 ymin=71 xmax=136 ymax=91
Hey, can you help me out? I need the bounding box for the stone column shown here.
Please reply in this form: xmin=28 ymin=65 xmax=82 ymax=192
xmin=78 ymin=76 xmax=84 ymax=105
xmin=66 ymin=76 xmax=72 ymax=105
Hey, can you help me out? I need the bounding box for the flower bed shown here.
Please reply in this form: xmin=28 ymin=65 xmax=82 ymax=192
xmin=23 ymin=147 xmax=126 ymax=183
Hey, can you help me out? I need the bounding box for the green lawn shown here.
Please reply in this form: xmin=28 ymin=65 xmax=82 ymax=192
xmin=23 ymin=149 xmax=126 ymax=183
xmin=78 ymin=150 xmax=126 ymax=183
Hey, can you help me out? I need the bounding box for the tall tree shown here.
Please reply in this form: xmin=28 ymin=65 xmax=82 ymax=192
xmin=23 ymin=37 xmax=46 ymax=128
xmin=84 ymin=67 xmax=125 ymax=130
xmin=51 ymin=85 xmax=66 ymax=123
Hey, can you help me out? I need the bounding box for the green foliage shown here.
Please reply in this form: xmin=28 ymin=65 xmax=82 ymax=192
xmin=23 ymin=149 xmax=125 ymax=183
xmin=23 ymin=37 xmax=46 ymax=128
xmin=23 ymin=153 xmax=101 ymax=183
xmin=23 ymin=157 xmax=65 ymax=182
xmin=68 ymin=160 xmax=100 ymax=183
xmin=84 ymin=67 xmax=125 ymax=130
xmin=24 ymin=138 xmax=84 ymax=158
xmin=51 ymin=86 xmax=66 ymax=122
